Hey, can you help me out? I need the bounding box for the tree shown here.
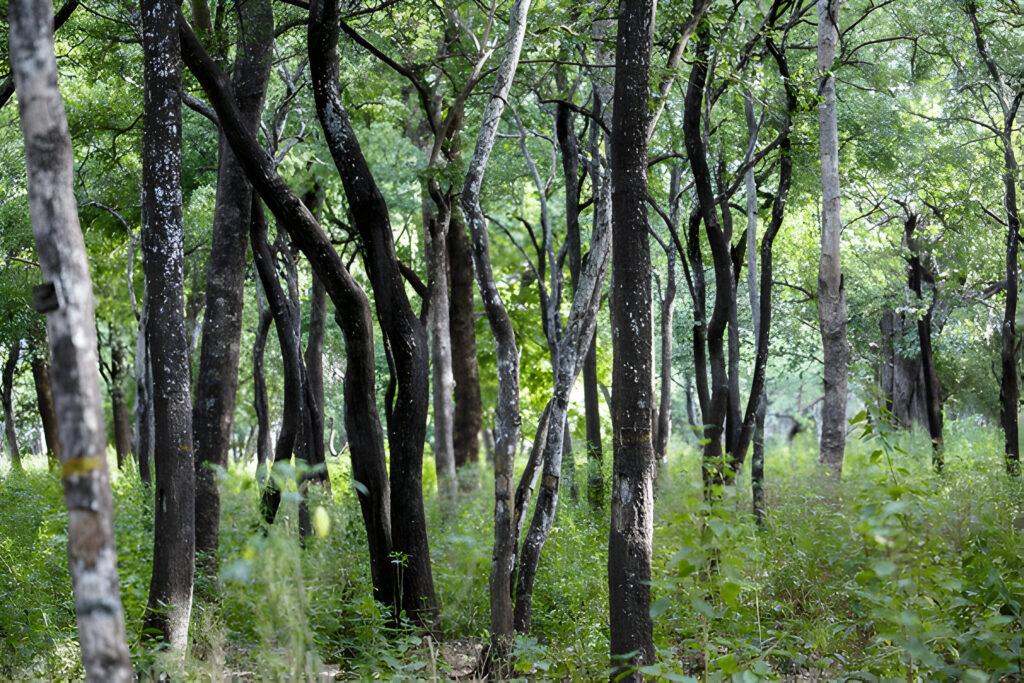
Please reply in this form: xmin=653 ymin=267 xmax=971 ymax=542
xmin=9 ymin=0 xmax=132 ymax=675
xmin=140 ymin=0 xmax=195 ymax=648
xmin=2 ymin=340 xmax=22 ymax=471
xmin=816 ymin=0 xmax=849 ymax=475
xmin=608 ymin=0 xmax=657 ymax=674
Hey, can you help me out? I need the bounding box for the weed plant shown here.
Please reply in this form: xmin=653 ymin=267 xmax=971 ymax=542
xmin=0 ymin=417 xmax=1022 ymax=679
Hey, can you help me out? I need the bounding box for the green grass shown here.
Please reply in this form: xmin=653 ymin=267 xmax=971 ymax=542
xmin=1 ymin=418 xmax=1022 ymax=679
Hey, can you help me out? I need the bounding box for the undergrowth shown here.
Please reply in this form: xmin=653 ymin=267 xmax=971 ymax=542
xmin=0 ymin=417 xmax=1022 ymax=680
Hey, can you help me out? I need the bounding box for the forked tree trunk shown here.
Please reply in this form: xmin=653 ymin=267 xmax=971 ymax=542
xmin=10 ymin=0 xmax=133 ymax=675
xmin=816 ymin=0 xmax=849 ymax=475
xmin=2 ymin=342 xmax=22 ymax=471
xmin=308 ymin=0 xmax=436 ymax=626
xmin=179 ymin=13 xmax=397 ymax=610
xmin=458 ymin=0 xmax=531 ymax=664
xmin=608 ymin=0 xmax=657 ymax=675
xmin=193 ymin=0 xmax=273 ymax=574
xmin=141 ymin=0 xmax=195 ymax=648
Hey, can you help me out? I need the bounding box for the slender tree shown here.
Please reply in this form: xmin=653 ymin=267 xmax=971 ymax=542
xmin=816 ymin=0 xmax=849 ymax=474
xmin=2 ymin=341 xmax=22 ymax=471
xmin=9 ymin=0 xmax=133 ymax=675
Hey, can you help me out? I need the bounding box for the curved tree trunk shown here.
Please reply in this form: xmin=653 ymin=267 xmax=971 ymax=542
xmin=457 ymin=0 xmax=531 ymax=663
xmin=608 ymin=0 xmax=657 ymax=674
xmin=179 ymin=13 xmax=396 ymax=611
xmin=10 ymin=0 xmax=133 ymax=675
xmin=193 ymin=0 xmax=273 ymax=575
xmin=308 ymin=0 xmax=436 ymax=626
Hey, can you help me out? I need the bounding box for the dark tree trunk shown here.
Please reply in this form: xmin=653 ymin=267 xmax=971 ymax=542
xmin=308 ymin=0 xmax=436 ymax=626
xmin=193 ymin=0 xmax=273 ymax=574
xmin=253 ymin=283 xmax=273 ymax=487
xmin=141 ymin=0 xmax=194 ymax=647
xmin=449 ymin=210 xmax=483 ymax=471
xmin=904 ymin=215 xmax=944 ymax=470
xmin=31 ymin=354 xmax=61 ymax=473
xmin=304 ymin=272 xmax=329 ymax=480
xmin=133 ymin=294 xmax=153 ymax=486
xmin=10 ymin=0 xmax=133 ymax=673
xmin=252 ymin=205 xmax=304 ymax=526
xmin=2 ymin=342 xmax=22 ymax=471
xmin=608 ymin=0 xmax=657 ymax=674
xmin=583 ymin=336 xmax=603 ymax=508
xmin=964 ymin=1 xmax=1022 ymax=474
xmin=684 ymin=30 xmax=732 ymax=491
xmin=179 ymin=14 xmax=397 ymax=610
xmin=110 ymin=344 xmax=132 ymax=471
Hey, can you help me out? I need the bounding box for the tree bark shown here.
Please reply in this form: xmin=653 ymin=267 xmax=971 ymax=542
xmin=110 ymin=344 xmax=132 ymax=471
xmin=308 ymin=0 xmax=436 ymax=626
xmin=448 ymin=211 xmax=483 ymax=471
xmin=178 ymin=13 xmax=397 ymax=610
xmin=816 ymin=0 xmax=849 ymax=475
xmin=193 ymin=0 xmax=273 ymax=574
xmin=252 ymin=282 xmax=273 ymax=487
xmin=10 ymin=0 xmax=133 ymax=674
xmin=252 ymin=205 xmax=304 ymax=526
xmin=608 ymin=0 xmax=657 ymax=675
xmin=457 ymin=0 xmax=531 ymax=663
xmin=2 ymin=341 xmax=22 ymax=471
xmin=31 ymin=354 xmax=61 ymax=473
xmin=141 ymin=0 xmax=195 ymax=648
xmin=133 ymin=293 xmax=153 ymax=486
xmin=655 ymin=252 xmax=676 ymax=461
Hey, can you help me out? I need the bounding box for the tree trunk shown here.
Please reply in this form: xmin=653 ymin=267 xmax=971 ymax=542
xmin=457 ymin=0 xmax=531 ymax=663
xmin=179 ymin=13 xmax=397 ymax=611
xmin=110 ymin=344 xmax=132 ymax=471
xmin=141 ymin=0 xmax=195 ymax=647
xmin=816 ymin=0 xmax=849 ymax=475
xmin=133 ymin=293 xmax=153 ymax=486
xmin=9 ymin=0 xmax=133 ymax=675
xmin=253 ymin=282 xmax=273 ymax=487
xmin=424 ymin=187 xmax=457 ymax=511
xmin=304 ymin=272 xmax=329 ymax=480
xmin=655 ymin=252 xmax=676 ymax=461
xmin=308 ymin=0 xmax=437 ymax=627
xmin=193 ymin=0 xmax=272 ymax=574
xmin=608 ymin=0 xmax=657 ymax=675
xmin=448 ymin=211 xmax=483 ymax=471
xmin=2 ymin=341 xmax=22 ymax=471
xmin=252 ymin=205 xmax=305 ymax=526
xmin=31 ymin=354 xmax=61 ymax=473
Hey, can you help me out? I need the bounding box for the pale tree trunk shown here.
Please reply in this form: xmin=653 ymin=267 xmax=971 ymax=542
xmin=2 ymin=341 xmax=22 ymax=471
xmin=193 ymin=0 xmax=272 ymax=575
xmin=608 ymin=0 xmax=657 ymax=675
xmin=141 ymin=0 xmax=195 ymax=648
xmin=458 ymin=0 xmax=531 ymax=664
xmin=816 ymin=0 xmax=849 ymax=475
xmin=9 ymin=0 xmax=133 ymax=676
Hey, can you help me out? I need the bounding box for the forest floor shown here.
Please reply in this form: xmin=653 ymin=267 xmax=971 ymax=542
xmin=1 ymin=417 xmax=1023 ymax=680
